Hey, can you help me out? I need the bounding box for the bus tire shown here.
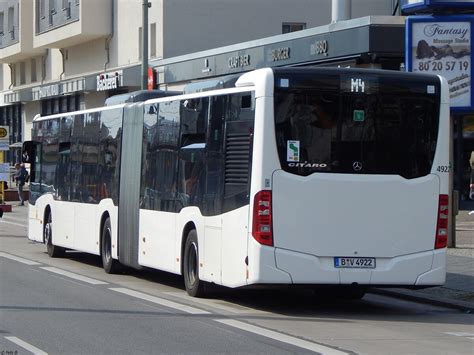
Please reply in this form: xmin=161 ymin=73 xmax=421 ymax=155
xmin=101 ymin=217 xmax=120 ymax=274
xmin=44 ymin=212 xmax=65 ymax=258
xmin=183 ymin=229 xmax=206 ymax=297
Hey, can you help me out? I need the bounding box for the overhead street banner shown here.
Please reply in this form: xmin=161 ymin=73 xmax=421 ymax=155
xmin=406 ymin=16 xmax=473 ymax=112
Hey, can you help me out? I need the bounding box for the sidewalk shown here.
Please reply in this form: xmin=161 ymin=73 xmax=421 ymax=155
xmin=2 ymin=204 xmax=473 ymax=311
xmin=372 ymin=210 xmax=474 ymax=312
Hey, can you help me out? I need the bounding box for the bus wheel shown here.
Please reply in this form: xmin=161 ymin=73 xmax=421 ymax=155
xmin=183 ymin=229 xmax=206 ymax=297
xmin=101 ymin=217 xmax=120 ymax=274
xmin=44 ymin=212 xmax=65 ymax=258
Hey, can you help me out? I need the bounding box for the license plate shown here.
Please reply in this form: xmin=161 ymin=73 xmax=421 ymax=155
xmin=334 ymin=257 xmax=376 ymax=269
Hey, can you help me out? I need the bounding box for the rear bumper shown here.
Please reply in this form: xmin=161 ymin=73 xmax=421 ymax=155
xmin=248 ymin=246 xmax=446 ymax=286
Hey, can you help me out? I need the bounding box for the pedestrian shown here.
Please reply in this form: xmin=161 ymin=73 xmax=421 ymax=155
xmin=14 ymin=163 xmax=28 ymax=206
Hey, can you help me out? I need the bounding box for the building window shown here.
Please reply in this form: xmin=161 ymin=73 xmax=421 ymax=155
xmin=41 ymin=94 xmax=80 ymax=116
xmin=31 ymin=58 xmax=37 ymax=83
xmin=20 ymin=62 xmax=26 ymax=85
xmin=62 ymin=0 xmax=71 ymax=18
xmin=150 ymin=23 xmax=156 ymax=58
xmin=39 ymin=0 xmax=46 ymax=18
xmin=282 ymin=22 xmax=306 ymax=34
xmin=49 ymin=0 xmax=56 ymax=25
xmin=0 ymin=12 xmax=4 ymax=36
xmin=138 ymin=26 xmax=142 ymax=60
xmin=7 ymin=6 xmax=14 ymax=39
xmin=0 ymin=104 xmax=22 ymax=164
xmin=49 ymin=0 xmax=56 ymax=12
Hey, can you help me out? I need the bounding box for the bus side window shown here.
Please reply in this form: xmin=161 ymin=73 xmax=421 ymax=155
xmin=57 ymin=142 xmax=71 ymax=201
xmin=179 ymin=98 xmax=209 ymax=208
xmin=180 ymin=98 xmax=208 ymax=147
xmin=203 ymin=95 xmax=227 ymax=215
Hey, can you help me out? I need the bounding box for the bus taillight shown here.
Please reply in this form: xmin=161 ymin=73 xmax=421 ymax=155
xmin=435 ymin=194 xmax=449 ymax=249
xmin=252 ymin=190 xmax=273 ymax=246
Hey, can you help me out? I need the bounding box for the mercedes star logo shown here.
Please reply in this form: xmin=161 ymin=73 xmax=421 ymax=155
xmin=353 ymin=161 xmax=362 ymax=172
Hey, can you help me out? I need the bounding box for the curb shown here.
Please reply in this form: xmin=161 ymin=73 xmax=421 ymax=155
xmin=369 ymin=288 xmax=474 ymax=313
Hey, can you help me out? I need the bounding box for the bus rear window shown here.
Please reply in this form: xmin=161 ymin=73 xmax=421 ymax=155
xmin=274 ymin=74 xmax=440 ymax=179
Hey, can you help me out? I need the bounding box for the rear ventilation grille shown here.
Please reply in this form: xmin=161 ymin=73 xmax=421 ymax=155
xmin=225 ymin=132 xmax=251 ymax=185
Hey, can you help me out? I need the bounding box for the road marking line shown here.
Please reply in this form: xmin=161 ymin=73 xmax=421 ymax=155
xmin=110 ymin=288 xmax=210 ymax=315
xmin=164 ymin=291 xmax=265 ymax=314
xmin=445 ymin=332 xmax=474 ymax=339
xmin=215 ymin=319 xmax=349 ymax=354
xmin=5 ymin=336 xmax=48 ymax=355
xmin=0 ymin=220 xmax=26 ymax=227
xmin=0 ymin=252 xmax=41 ymax=265
xmin=40 ymin=267 xmax=108 ymax=285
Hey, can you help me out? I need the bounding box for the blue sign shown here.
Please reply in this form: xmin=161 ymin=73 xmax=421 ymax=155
xmin=406 ymin=15 xmax=474 ymax=113
xmin=401 ymin=0 xmax=474 ymax=15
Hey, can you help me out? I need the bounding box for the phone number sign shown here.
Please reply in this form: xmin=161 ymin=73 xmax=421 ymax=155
xmin=406 ymin=16 xmax=473 ymax=112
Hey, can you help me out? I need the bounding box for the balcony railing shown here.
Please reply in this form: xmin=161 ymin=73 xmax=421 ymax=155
xmin=37 ymin=2 xmax=80 ymax=35
xmin=49 ymin=9 xmax=56 ymax=26
xmin=64 ymin=3 xmax=71 ymax=19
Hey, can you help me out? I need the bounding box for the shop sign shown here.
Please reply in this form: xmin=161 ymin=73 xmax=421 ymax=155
xmin=310 ymin=39 xmax=329 ymax=56
xmin=406 ymin=16 xmax=473 ymax=112
xmin=0 ymin=126 xmax=9 ymax=151
xmin=97 ymin=71 xmax=123 ymax=91
xmin=202 ymin=59 xmax=211 ymax=73
xmin=147 ymin=67 xmax=155 ymax=90
xmin=39 ymin=84 xmax=60 ymax=99
xmin=228 ymin=54 xmax=250 ymax=69
xmin=269 ymin=47 xmax=291 ymax=62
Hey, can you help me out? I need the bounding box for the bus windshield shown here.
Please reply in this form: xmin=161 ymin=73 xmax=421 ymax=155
xmin=274 ymin=70 xmax=440 ymax=178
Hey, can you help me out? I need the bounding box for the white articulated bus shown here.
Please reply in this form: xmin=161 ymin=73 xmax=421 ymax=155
xmin=23 ymin=67 xmax=451 ymax=298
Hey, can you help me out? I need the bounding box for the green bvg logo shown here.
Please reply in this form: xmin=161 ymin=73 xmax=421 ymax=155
xmin=287 ymin=140 xmax=300 ymax=162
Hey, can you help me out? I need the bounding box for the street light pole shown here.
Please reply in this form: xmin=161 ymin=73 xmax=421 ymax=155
xmin=141 ymin=0 xmax=151 ymax=90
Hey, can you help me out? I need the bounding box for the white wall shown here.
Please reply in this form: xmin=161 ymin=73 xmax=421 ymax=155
xmin=351 ymin=0 xmax=393 ymax=18
xmin=163 ymin=0 xmax=327 ymax=58
xmin=23 ymin=100 xmax=40 ymax=141
xmin=114 ymin=0 xmax=142 ymax=66
xmin=44 ymin=48 xmax=63 ymax=82
xmin=66 ymin=39 xmax=108 ymax=77
xmin=0 ymin=65 xmax=5 ymax=91
xmin=162 ymin=0 xmax=394 ymax=58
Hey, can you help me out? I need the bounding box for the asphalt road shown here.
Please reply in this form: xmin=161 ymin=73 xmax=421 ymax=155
xmin=1 ymin=209 xmax=473 ymax=355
